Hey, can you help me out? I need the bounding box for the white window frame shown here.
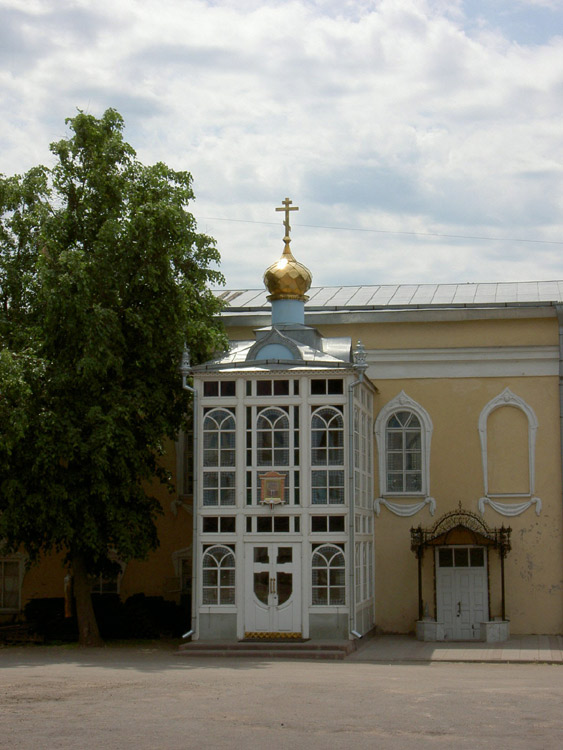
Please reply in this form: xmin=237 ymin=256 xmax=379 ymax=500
xmin=201 ymin=545 xmax=236 ymax=606
xmin=311 ymin=406 xmax=345 ymax=505
xmin=311 ymin=544 xmax=346 ymax=606
xmin=202 ymin=408 xmax=236 ymax=507
xmin=374 ymin=392 xmax=434 ymax=516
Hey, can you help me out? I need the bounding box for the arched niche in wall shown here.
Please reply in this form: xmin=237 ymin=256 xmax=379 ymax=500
xmin=478 ymin=388 xmax=541 ymax=516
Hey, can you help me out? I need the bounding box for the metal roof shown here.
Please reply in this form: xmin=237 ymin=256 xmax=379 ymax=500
xmin=215 ymin=281 xmax=563 ymax=311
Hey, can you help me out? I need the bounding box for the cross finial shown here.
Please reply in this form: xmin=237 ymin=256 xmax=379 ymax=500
xmin=275 ymin=197 xmax=299 ymax=244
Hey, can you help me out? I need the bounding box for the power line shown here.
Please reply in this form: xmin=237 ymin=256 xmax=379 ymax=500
xmin=195 ymin=215 xmax=563 ymax=246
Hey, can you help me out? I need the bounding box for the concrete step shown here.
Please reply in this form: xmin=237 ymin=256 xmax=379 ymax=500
xmin=178 ymin=639 xmax=356 ymax=660
xmin=178 ymin=647 xmax=348 ymax=660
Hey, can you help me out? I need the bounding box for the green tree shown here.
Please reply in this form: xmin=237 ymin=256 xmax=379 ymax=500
xmin=0 ymin=109 xmax=225 ymax=644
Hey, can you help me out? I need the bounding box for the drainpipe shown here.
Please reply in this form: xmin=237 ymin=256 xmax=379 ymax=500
xmin=348 ymin=342 xmax=368 ymax=639
xmin=556 ymin=305 xmax=563 ymax=506
xmin=180 ymin=349 xmax=199 ymax=640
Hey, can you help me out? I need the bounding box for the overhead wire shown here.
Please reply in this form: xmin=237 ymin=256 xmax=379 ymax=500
xmin=195 ymin=215 xmax=563 ymax=245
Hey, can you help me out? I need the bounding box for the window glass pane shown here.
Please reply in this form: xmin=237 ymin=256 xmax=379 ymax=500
xmin=220 ymin=517 xmax=236 ymax=533
xmin=331 ymin=587 xmax=346 ymax=605
xmin=311 ymin=516 xmax=328 ymax=532
xmin=313 ymin=569 xmax=328 ymax=586
xmin=254 ymin=547 xmax=269 ymax=563
xmin=438 ymin=548 xmax=453 ymax=567
xmin=386 ymin=474 xmax=403 ymax=492
xmin=221 ymin=381 xmax=236 ymax=397
xmin=254 ymin=572 xmax=269 ymax=603
xmin=257 ymin=381 xmax=272 ymax=396
xmin=329 ymin=516 xmax=345 ymax=532
xmin=276 ymin=547 xmax=293 ymax=564
xmin=405 ymin=431 xmax=421 ymax=449
xmin=470 ymin=548 xmax=485 ymax=567
xmin=327 ymin=380 xmax=344 ymax=394
xmin=406 ymin=453 xmax=421 ymax=471
xmin=405 ymin=473 xmax=422 ymax=492
xmin=454 ymin=548 xmax=469 ymax=567
xmin=202 ymin=588 xmax=218 ymax=604
xmin=204 ymin=382 xmax=219 ymax=397
xmin=273 ymin=380 xmax=289 ymax=396
xmin=203 ymin=569 xmax=218 ymax=587
xmin=202 ymin=517 xmax=218 ymax=533
xmin=386 ymin=432 xmax=403 ymax=450
xmin=312 ymin=587 xmax=327 ymax=605
xmin=277 ymin=572 xmax=292 ymax=604
xmin=257 ymin=516 xmax=272 ymax=533
xmin=273 ymin=516 xmax=290 ymax=533
xmin=387 ymin=453 xmax=404 ymax=471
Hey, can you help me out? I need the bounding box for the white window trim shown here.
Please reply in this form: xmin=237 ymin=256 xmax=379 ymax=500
xmin=374 ymin=391 xmax=434 ymax=515
xmin=478 ymin=388 xmax=541 ymax=516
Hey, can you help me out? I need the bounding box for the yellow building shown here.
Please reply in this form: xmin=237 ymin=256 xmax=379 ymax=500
xmin=2 ymin=203 xmax=562 ymax=642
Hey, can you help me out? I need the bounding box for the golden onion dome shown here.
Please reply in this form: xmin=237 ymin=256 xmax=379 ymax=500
xmin=263 ymin=243 xmax=312 ymax=301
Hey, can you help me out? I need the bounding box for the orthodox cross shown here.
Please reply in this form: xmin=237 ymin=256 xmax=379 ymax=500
xmin=275 ymin=197 xmax=299 ymax=242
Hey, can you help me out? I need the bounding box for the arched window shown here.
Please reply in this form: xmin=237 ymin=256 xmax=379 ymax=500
xmin=374 ymin=392 xmax=433 ymax=499
xmin=203 ymin=409 xmax=235 ymax=467
xmin=385 ymin=411 xmax=422 ymax=493
xmin=312 ymin=544 xmax=345 ymax=605
xmin=257 ymin=407 xmax=289 ymax=466
xmin=202 ymin=545 xmax=235 ymax=605
xmin=202 ymin=409 xmax=236 ymax=506
xmin=311 ymin=407 xmax=345 ymax=505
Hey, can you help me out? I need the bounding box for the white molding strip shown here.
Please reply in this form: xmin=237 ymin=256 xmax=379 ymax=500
xmin=375 ymin=496 xmax=436 ymax=517
xmin=365 ymin=346 xmax=557 ymax=380
xmin=479 ymin=496 xmax=542 ymax=516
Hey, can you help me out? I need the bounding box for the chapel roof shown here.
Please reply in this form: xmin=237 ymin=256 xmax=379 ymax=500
xmin=214 ymin=280 xmax=563 ymax=312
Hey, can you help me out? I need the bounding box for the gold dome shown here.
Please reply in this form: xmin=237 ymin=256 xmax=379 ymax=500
xmin=264 ymin=243 xmax=312 ymax=301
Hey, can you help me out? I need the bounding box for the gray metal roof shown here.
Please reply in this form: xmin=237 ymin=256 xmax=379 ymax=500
xmin=215 ymin=281 xmax=563 ymax=311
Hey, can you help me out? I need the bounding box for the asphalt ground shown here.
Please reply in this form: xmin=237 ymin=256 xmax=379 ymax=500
xmin=1 ymin=642 xmax=562 ymax=750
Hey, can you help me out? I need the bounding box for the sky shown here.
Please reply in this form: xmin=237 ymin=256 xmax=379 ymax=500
xmin=2 ymin=0 xmax=563 ymax=290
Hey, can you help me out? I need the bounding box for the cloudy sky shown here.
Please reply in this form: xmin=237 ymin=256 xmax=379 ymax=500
xmin=2 ymin=0 xmax=563 ymax=289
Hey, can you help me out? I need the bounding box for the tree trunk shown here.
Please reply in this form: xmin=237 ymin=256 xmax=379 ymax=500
xmin=72 ymin=553 xmax=104 ymax=646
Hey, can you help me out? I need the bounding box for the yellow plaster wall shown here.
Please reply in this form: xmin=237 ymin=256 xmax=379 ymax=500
xmin=17 ymin=442 xmax=193 ymax=614
xmin=227 ymin=314 xmax=558 ymax=350
xmin=372 ymin=374 xmax=563 ymax=635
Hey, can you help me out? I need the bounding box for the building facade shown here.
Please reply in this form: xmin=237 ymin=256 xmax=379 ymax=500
xmin=3 ymin=202 xmax=563 ymax=642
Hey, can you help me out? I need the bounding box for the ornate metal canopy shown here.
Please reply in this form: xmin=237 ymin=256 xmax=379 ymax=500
xmin=410 ymin=506 xmax=512 ymax=558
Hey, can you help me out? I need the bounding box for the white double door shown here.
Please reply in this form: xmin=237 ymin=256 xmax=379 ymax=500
xmin=245 ymin=543 xmax=301 ymax=634
xmin=436 ymin=547 xmax=488 ymax=641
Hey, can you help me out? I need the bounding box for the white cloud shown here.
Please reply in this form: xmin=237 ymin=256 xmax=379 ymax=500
xmin=1 ymin=0 xmax=563 ymax=288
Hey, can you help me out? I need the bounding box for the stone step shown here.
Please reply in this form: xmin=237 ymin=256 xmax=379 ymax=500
xmin=177 ymin=647 xmax=349 ymax=660
xmin=178 ymin=639 xmax=356 ymax=660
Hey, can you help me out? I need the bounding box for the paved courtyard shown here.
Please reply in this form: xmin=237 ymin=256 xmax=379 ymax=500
xmin=1 ymin=641 xmax=562 ymax=750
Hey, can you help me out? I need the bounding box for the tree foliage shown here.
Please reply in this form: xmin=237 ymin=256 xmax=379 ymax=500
xmin=0 ymin=109 xmax=226 ymax=643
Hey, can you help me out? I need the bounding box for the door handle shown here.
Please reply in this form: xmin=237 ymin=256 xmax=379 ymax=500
xmin=457 ymin=601 xmax=461 ymax=617
xmin=270 ymin=578 xmax=276 ymax=594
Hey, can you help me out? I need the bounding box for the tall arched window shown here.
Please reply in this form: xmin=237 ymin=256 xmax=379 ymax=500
xmin=257 ymin=408 xmax=289 ymax=466
xmin=374 ymin=392 xmax=433 ymax=500
xmin=202 ymin=545 xmax=235 ymax=605
xmin=311 ymin=407 xmax=345 ymax=505
xmin=312 ymin=544 xmax=345 ymax=605
xmin=202 ymin=408 xmax=236 ymax=506
xmin=385 ymin=411 xmax=422 ymax=493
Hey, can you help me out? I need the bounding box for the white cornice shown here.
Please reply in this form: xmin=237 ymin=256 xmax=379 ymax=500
xmin=365 ymin=346 xmax=558 ymax=380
